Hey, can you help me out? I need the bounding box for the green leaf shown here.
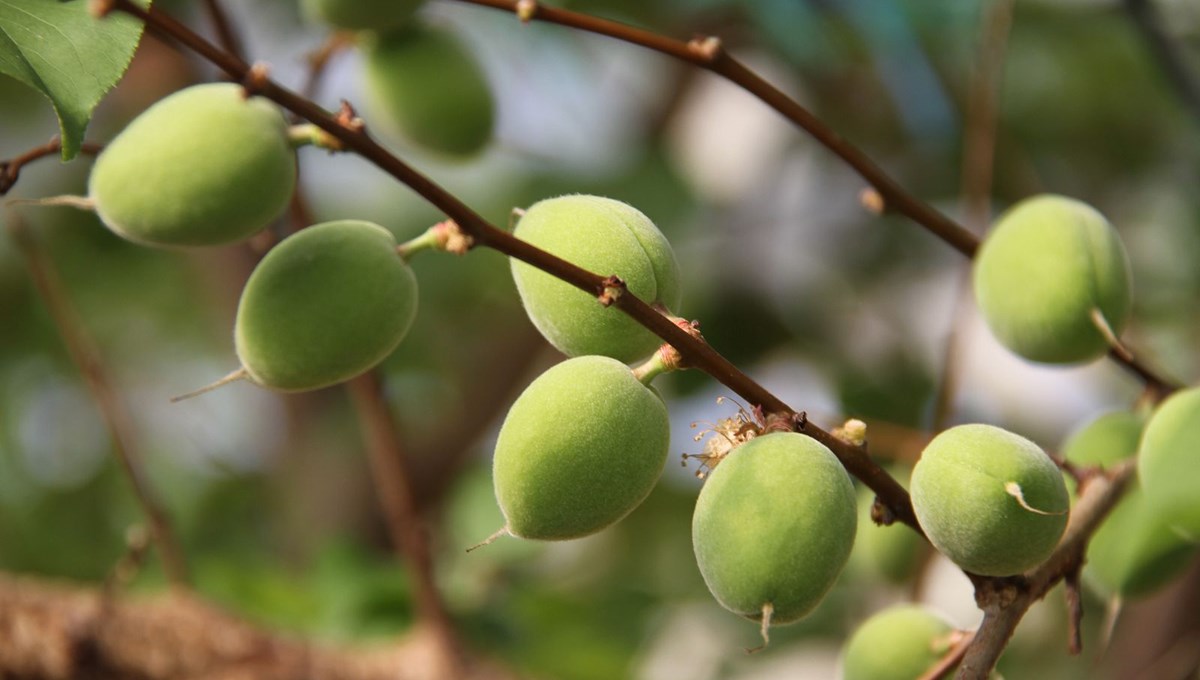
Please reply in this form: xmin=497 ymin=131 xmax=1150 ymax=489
xmin=0 ymin=0 xmax=150 ymax=160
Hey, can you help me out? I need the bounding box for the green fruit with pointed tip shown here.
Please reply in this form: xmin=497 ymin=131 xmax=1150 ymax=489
xmin=1062 ymin=411 xmax=1194 ymax=597
xmin=511 ymin=195 xmax=682 ymax=363
xmin=89 ymin=83 xmax=296 ymax=248
xmin=492 ymin=356 xmax=670 ymax=540
xmin=973 ymin=194 xmax=1132 ymax=363
xmin=235 ymin=220 xmax=417 ymax=392
xmin=362 ymin=25 xmax=494 ymax=158
xmin=911 ymin=424 xmax=1069 ymax=576
xmin=841 ymin=605 xmax=956 ymax=680
xmin=1139 ymin=387 xmax=1200 ymax=542
xmin=692 ymin=433 xmax=856 ymax=629
xmin=300 ymin=0 xmax=420 ymax=31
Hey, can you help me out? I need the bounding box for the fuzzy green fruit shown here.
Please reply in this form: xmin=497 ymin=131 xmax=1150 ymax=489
xmin=1062 ymin=411 xmax=1194 ymax=597
xmin=492 ymin=356 xmax=670 ymax=540
xmin=511 ymin=195 xmax=682 ymax=363
xmin=911 ymin=424 xmax=1069 ymax=576
xmin=300 ymin=0 xmax=420 ymax=31
xmin=363 ymin=25 xmax=494 ymax=158
xmin=235 ymin=220 xmax=417 ymax=391
xmin=89 ymin=83 xmax=296 ymax=247
xmin=841 ymin=605 xmax=956 ymax=680
xmin=850 ymin=476 xmax=923 ymax=585
xmin=692 ymin=433 xmax=856 ymax=632
xmin=973 ymin=194 xmax=1131 ymax=363
xmin=1138 ymin=387 xmax=1200 ymax=542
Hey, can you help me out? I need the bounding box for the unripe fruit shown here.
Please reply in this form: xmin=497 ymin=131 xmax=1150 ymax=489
xmin=362 ymin=25 xmax=494 ymax=158
xmin=511 ymin=195 xmax=682 ymax=363
xmin=1138 ymin=387 xmax=1200 ymax=542
xmin=89 ymin=83 xmax=296 ymax=247
xmin=692 ymin=433 xmax=856 ymax=638
xmin=1062 ymin=411 xmax=1194 ymax=598
xmin=300 ymin=0 xmax=420 ymax=32
xmin=973 ymin=194 xmax=1132 ymax=363
xmin=841 ymin=605 xmax=956 ymax=680
xmin=235 ymin=220 xmax=417 ymax=391
xmin=492 ymin=356 xmax=670 ymax=540
xmin=911 ymin=424 xmax=1069 ymax=576
xmin=850 ymin=479 xmax=923 ymax=585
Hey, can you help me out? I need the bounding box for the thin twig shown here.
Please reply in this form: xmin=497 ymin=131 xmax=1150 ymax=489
xmin=102 ymin=0 xmax=923 ymax=530
xmin=449 ymin=0 xmax=1182 ymax=397
xmin=955 ymin=461 xmax=1136 ymax=679
xmin=199 ymin=0 xmax=245 ymax=63
xmin=5 ymin=212 xmax=189 ymax=587
xmin=932 ymin=0 xmax=1014 ymax=431
xmin=1122 ymin=0 xmax=1200 ymax=124
xmin=0 ymin=137 xmax=103 ymax=194
xmin=345 ymin=372 xmax=466 ymax=678
xmin=301 ymin=31 xmax=354 ymax=102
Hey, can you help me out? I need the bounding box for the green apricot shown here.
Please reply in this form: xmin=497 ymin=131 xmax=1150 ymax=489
xmin=300 ymin=0 xmax=420 ymax=31
xmin=1062 ymin=411 xmax=1194 ymax=597
xmin=911 ymin=424 xmax=1069 ymax=576
xmin=362 ymin=25 xmax=494 ymax=158
xmin=492 ymin=356 xmax=670 ymax=540
xmin=972 ymin=194 xmax=1132 ymax=363
xmin=235 ymin=220 xmax=417 ymax=391
xmin=692 ymin=433 xmax=856 ymax=631
xmin=1138 ymin=387 xmax=1200 ymax=542
xmin=510 ymin=195 xmax=682 ymax=363
xmin=850 ymin=477 xmax=923 ymax=585
xmin=89 ymin=83 xmax=296 ymax=247
xmin=841 ymin=605 xmax=956 ymax=680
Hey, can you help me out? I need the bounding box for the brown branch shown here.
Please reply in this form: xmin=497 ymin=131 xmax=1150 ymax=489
xmin=5 ymin=213 xmax=189 ymax=587
xmin=1122 ymin=0 xmax=1200 ymax=125
xmin=0 ymin=572 xmax=509 ymax=679
xmin=0 ymin=137 xmax=102 ymax=195
xmin=199 ymin=0 xmax=246 ymax=63
xmin=302 ymin=31 xmax=355 ymax=102
xmin=344 ymin=373 xmax=466 ymax=679
xmin=100 ymin=0 xmax=922 ymax=531
xmin=955 ymin=460 xmax=1136 ymax=679
xmin=450 ymin=0 xmax=1182 ymax=398
xmin=456 ymin=0 xmax=978 ymax=256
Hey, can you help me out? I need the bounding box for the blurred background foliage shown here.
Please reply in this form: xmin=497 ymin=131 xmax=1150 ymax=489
xmin=2 ymin=0 xmax=1199 ymax=677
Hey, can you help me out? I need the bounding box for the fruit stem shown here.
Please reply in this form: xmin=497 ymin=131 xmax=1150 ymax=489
xmin=286 ymin=123 xmax=343 ymax=151
xmin=6 ymin=195 xmax=96 ymax=212
xmin=170 ymin=367 xmax=249 ymax=402
xmin=1004 ymin=481 xmax=1068 ymax=516
xmin=397 ymin=220 xmax=474 ymax=261
xmin=466 ymin=525 xmax=510 ymax=552
xmin=632 ymin=348 xmax=678 ymax=385
xmin=746 ymin=602 xmax=773 ymax=653
xmin=1090 ymin=308 xmax=1134 ymax=362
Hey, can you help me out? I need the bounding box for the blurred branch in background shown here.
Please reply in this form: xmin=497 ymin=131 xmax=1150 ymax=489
xmin=1122 ymin=0 xmax=1200 ymax=125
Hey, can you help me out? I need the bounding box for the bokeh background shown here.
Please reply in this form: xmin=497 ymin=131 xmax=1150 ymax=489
xmin=2 ymin=0 xmax=1199 ymax=677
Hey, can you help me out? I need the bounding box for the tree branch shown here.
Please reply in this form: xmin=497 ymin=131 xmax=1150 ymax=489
xmin=5 ymin=213 xmax=189 ymax=587
xmin=100 ymin=0 xmax=922 ymax=530
xmin=0 ymin=572 xmax=507 ymax=679
xmin=0 ymin=137 xmax=102 ymax=195
xmin=955 ymin=461 xmax=1136 ymax=679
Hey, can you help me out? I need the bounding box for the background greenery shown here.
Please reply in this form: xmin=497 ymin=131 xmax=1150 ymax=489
xmin=1 ymin=0 xmax=1199 ymax=677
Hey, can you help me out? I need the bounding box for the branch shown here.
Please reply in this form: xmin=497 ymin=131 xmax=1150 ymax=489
xmin=0 ymin=137 xmax=102 ymax=194
xmin=451 ymin=0 xmax=1181 ymax=397
xmin=1122 ymin=0 xmax=1200 ymax=125
xmin=345 ymin=373 xmax=466 ymax=678
xmin=199 ymin=0 xmax=246 ymax=63
xmin=5 ymin=213 xmax=189 ymax=587
xmin=99 ymin=0 xmax=921 ymax=531
xmin=955 ymin=460 xmax=1137 ymax=679
xmin=0 ymin=572 xmax=507 ymax=679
